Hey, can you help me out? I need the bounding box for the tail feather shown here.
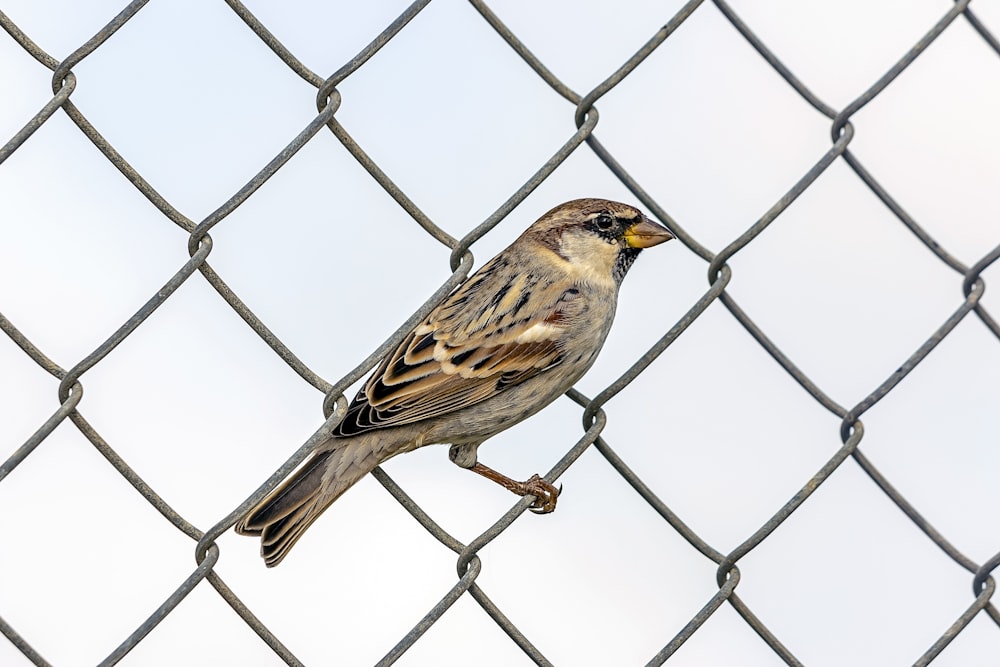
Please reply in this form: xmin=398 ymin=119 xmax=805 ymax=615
xmin=238 ymin=454 xmax=329 ymax=534
xmin=236 ymin=440 xmax=383 ymax=567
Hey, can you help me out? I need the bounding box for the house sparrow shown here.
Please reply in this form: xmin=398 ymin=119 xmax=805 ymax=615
xmin=236 ymin=198 xmax=673 ymax=566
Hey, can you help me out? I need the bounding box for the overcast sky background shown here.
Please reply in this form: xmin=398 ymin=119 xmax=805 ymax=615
xmin=1 ymin=1 xmax=999 ymax=665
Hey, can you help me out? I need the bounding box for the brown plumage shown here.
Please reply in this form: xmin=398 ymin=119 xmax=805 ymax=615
xmin=236 ymin=198 xmax=673 ymax=566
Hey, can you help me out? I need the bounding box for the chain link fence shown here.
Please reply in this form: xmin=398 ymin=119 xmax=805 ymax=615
xmin=1 ymin=0 xmax=999 ymax=664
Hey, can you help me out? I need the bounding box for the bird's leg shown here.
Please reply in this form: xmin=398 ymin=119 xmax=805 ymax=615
xmin=468 ymin=462 xmax=561 ymax=514
xmin=449 ymin=444 xmax=560 ymax=513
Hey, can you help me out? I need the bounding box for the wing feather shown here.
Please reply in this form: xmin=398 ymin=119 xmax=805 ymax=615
xmin=333 ymin=253 xmax=582 ymax=438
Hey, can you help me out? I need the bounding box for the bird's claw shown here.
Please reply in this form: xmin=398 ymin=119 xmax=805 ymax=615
xmin=523 ymin=474 xmax=561 ymax=514
xmin=467 ymin=462 xmax=561 ymax=513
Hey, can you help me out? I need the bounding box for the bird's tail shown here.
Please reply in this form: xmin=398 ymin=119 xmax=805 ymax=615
xmin=235 ymin=439 xmax=384 ymax=567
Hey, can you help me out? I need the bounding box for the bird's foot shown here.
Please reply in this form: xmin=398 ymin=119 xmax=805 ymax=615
xmin=521 ymin=474 xmax=561 ymax=514
xmin=468 ymin=463 xmax=561 ymax=513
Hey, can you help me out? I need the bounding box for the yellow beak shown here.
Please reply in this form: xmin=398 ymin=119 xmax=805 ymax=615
xmin=624 ymin=217 xmax=674 ymax=249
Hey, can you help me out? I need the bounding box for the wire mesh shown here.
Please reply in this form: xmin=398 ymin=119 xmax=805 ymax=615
xmin=1 ymin=1 xmax=998 ymax=665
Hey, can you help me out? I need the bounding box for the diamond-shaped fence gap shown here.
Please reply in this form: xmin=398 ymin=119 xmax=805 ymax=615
xmin=841 ymin=27 xmax=1000 ymax=263
xmin=736 ymin=460 xmax=975 ymax=666
xmin=233 ymin=0 xmax=418 ymax=77
xmin=855 ymin=319 xmax=1000 ymax=561
xmin=659 ymin=598 xmax=799 ymax=667
xmin=478 ymin=0 xmax=691 ymax=96
xmin=726 ymin=0 xmax=953 ymax=109
xmin=58 ymin=1 xmax=322 ymax=217
xmin=202 ymin=135 xmax=449 ymax=380
xmin=606 ymin=300 xmax=838 ymax=549
xmin=329 ymin=3 xmax=575 ymax=222
xmin=222 ymin=471 xmax=481 ymax=666
xmin=106 ymin=580 xmax=284 ymax=666
xmin=0 ymin=426 xmax=198 ymax=665
xmin=721 ymin=159 xmax=963 ymax=403
xmin=0 ymin=120 xmax=183 ymax=365
xmin=382 ymin=590 xmax=541 ymax=667
xmin=72 ymin=276 xmax=321 ymax=527
xmin=479 ymin=447 xmax=715 ymax=666
xmin=593 ymin=7 xmax=835 ymax=252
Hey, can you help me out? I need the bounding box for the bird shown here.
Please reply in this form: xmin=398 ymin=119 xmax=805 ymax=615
xmin=235 ymin=198 xmax=673 ymax=566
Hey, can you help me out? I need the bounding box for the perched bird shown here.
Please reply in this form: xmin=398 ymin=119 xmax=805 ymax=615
xmin=236 ymin=198 xmax=673 ymax=566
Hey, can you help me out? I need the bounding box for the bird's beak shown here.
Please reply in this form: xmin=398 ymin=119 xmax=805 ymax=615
xmin=624 ymin=216 xmax=674 ymax=248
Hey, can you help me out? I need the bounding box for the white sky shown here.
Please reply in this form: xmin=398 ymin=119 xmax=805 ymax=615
xmin=1 ymin=1 xmax=999 ymax=665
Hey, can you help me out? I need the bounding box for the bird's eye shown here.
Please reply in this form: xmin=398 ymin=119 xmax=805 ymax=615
xmin=595 ymin=214 xmax=614 ymax=230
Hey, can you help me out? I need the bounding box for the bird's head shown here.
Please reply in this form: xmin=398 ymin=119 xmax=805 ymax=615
xmin=525 ymin=198 xmax=674 ymax=285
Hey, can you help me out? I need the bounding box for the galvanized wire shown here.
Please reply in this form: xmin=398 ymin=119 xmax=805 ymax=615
xmin=1 ymin=1 xmax=998 ymax=665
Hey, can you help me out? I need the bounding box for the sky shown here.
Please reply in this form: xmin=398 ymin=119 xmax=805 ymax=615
xmin=1 ymin=1 xmax=999 ymax=665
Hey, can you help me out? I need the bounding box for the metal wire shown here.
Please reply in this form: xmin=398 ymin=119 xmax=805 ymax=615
xmin=1 ymin=1 xmax=998 ymax=665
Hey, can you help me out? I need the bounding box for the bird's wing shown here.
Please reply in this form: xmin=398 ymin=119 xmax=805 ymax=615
xmin=333 ymin=254 xmax=581 ymax=437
